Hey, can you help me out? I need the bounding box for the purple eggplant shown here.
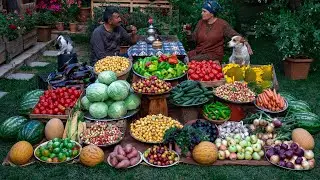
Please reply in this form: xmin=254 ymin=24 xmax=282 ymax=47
xmin=266 ymin=149 xmax=275 ymax=159
xmin=281 ymin=143 xmax=288 ymax=150
xmin=290 ymin=143 xmax=299 ymax=150
xmin=285 ymin=150 xmax=294 ymax=159
xmin=294 ymin=148 xmax=304 ymax=157
xmin=279 ymin=160 xmax=286 ymax=167
xmin=286 ymin=162 xmax=295 ymax=169
xmin=295 ymin=157 xmax=303 ymax=164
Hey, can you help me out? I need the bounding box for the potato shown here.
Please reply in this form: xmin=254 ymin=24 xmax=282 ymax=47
xmin=110 ymin=157 xmax=118 ymax=167
xmin=115 ymin=159 xmax=130 ymax=169
xmin=114 ymin=145 xmax=121 ymax=154
xmin=127 ymin=147 xmax=138 ymax=159
xmin=116 ymin=154 xmax=128 ymax=161
xmin=109 ymin=152 xmax=117 ymax=158
xmin=117 ymin=146 xmax=126 ymax=156
xmin=124 ymin=144 xmax=133 ymax=154
xmin=129 ymin=156 xmax=140 ymax=166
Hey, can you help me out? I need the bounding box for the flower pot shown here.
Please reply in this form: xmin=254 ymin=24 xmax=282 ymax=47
xmin=79 ymin=7 xmax=91 ymax=22
xmin=69 ymin=23 xmax=78 ymax=33
xmin=284 ymin=57 xmax=313 ymax=80
xmin=4 ymin=36 xmax=23 ymax=60
xmin=36 ymin=26 xmax=52 ymax=42
xmin=23 ymin=29 xmax=37 ymax=50
xmin=56 ymin=22 xmax=64 ymax=31
xmin=0 ymin=38 xmax=6 ymax=64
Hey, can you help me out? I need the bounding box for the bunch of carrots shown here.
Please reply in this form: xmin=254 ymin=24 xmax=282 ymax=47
xmin=256 ymin=89 xmax=285 ymax=112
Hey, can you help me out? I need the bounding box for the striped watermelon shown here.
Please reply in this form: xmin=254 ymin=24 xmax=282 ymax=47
xmin=288 ymin=100 xmax=311 ymax=113
xmin=280 ymin=92 xmax=296 ymax=103
xmin=19 ymin=90 xmax=44 ymax=115
xmin=0 ymin=116 xmax=28 ymax=140
xmin=17 ymin=120 xmax=44 ymax=145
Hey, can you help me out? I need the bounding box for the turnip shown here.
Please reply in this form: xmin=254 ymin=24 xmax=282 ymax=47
xmin=302 ymin=161 xmax=310 ymax=170
xmin=252 ymin=152 xmax=261 ymax=160
xmin=286 ymin=162 xmax=294 ymax=169
xmin=272 ymin=118 xmax=282 ymax=128
xmin=266 ymin=139 xmax=274 ymax=146
xmin=294 ymin=164 xmax=303 ymax=170
xmin=308 ymin=159 xmax=315 ymax=168
xmin=258 ymin=150 xmax=264 ymax=157
xmin=253 ymin=119 xmax=260 ymax=126
xmin=270 ymin=155 xmax=280 ymax=164
xmin=304 ymin=150 xmax=314 ymax=160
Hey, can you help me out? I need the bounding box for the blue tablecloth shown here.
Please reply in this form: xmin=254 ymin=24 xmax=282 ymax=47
xmin=128 ymin=41 xmax=187 ymax=57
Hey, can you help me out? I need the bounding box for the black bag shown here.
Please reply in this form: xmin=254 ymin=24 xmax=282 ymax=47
xmin=57 ymin=53 xmax=78 ymax=72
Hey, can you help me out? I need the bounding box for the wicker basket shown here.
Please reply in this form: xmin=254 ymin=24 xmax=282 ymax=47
xmin=202 ymin=111 xmax=230 ymax=125
xmin=187 ymin=74 xmax=226 ymax=87
xmin=94 ymin=58 xmax=132 ymax=80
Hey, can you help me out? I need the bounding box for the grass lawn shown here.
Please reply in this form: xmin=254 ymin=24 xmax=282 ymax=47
xmin=0 ymin=37 xmax=319 ymax=180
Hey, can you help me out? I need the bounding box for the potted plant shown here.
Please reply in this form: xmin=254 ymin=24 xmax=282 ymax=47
xmin=0 ymin=12 xmax=24 ymax=61
xmin=34 ymin=11 xmax=56 ymax=42
xmin=255 ymin=0 xmax=320 ymax=80
xmin=79 ymin=0 xmax=91 ymax=22
xmin=65 ymin=0 xmax=80 ymax=32
xmin=21 ymin=10 xmax=37 ymax=50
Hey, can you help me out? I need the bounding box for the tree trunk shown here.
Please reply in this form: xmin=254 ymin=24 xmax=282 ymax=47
xmin=288 ymin=0 xmax=303 ymax=11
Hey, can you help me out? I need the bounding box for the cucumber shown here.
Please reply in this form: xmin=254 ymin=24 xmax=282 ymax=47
xmin=184 ymin=91 xmax=203 ymax=97
xmin=182 ymin=98 xmax=196 ymax=105
xmin=191 ymin=97 xmax=200 ymax=104
xmin=182 ymin=84 xmax=198 ymax=92
xmin=187 ymin=88 xmax=203 ymax=93
xmin=204 ymin=90 xmax=213 ymax=96
xmin=181 ymin=96 xmax=193 ymax=101
xmin=173 ymin=92 xmax=184 ymax=99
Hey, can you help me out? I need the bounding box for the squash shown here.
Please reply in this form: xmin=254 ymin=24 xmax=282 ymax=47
xmin=9 ymin=141 xmax=33 ymax=165
xmin=45 ymin=118 xmax=64 ymax=140
xmin=292 ymin=128 xmax=314 ymax=150
xmin=80 ymin=145 xmax=104 ymax=167
xmin=192 ymin=141 xmax=218 ymax=165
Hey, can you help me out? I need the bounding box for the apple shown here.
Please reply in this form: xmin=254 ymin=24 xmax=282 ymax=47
xmin=250 ymin=135 xmax=258 ymax=144
xmin=258 ymin=150 xmax=264 ymax=157
xmin=228 ymin=139 xmax=237 ymax=146
xmin=245 ymin=151 xmax=253 ymax=160
xmin=252 ymin=143 xmax=262 ymax=152
xmin=228 ymin=145 xmax=237 ymax=153
xmin=229 ymin=152 xmax=237 ymax=160
xmin=222 ymin=140 xmax=228 ymax=146
xmin=252 ymin=152 xmax=261 ymax=160
xmin=239 ymin=140 xmax=247 ymax=148
xmin=226 ymin=137 xmax=232 ymax=142
xmin=215 ymin=138 xmax=222 ymax=144
xmin=247 ymin=141 xmax=252 ymax=147
xmin=245 ymin=136 xmax=251 ymax=142
xmin=218 ymin=151 xmax=226 ymax=160
xmin=236 ymin=145 xmax=242 ymax=152
xmin=234 ymin=134 xmax=241 ymax=141
xmin=225 ymin=150 xmax=230 ymax=159
xmin=216 ymin=142 xmax=222 ymax=149
xmin=237 ymin=152 xmax=245 ymax=160
xmin=245 ymin=147 xmax=253 ymax=154
xmin=219 ymin=145 xmax=227 ymax=151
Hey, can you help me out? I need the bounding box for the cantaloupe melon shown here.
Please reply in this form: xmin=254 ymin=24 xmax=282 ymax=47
xmin=45 ymin=118 xmax=64 ymax=140
xmin=292 ymin=128 xmax=314 ymax=150
xmin=9 ymin=141 xmax=33 ymax=165
xmin=192 ymin=141 xmax=218 ymax=165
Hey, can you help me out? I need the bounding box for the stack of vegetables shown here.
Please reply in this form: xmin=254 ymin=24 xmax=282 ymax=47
xmin=214 ymin=82 xmax=255 ymax=103
xmin=94 ymin=56 xmax=130 ymax=74
xmin=223 ymin=64 xmax=273 ymax=91
xmin=133 ymin=55 xmax=188 ymax=80
xmin=203 ymin=102 xmax=231 ymax=121
xmin=169 ymin=80 xmax=213 ymax=106
xmin=256 ymin=89 xmax=286 ymax=112
xmin=187 ymin=60 xmax=224 ymax=81
xmin=81 ymin=71 xmax=141 ymax=119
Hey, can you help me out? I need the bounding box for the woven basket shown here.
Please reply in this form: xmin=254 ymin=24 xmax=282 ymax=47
xmin=94 ymin=58 xmax=132 ymax=80
xmin=187 ymin=74 xmax=226 ymax=87
xmin=202 ymin=111 xmax=230 ymax=125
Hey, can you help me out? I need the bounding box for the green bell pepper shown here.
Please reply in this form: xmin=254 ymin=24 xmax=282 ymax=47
xmin=148 ymin=64 xmax=157 ymax=72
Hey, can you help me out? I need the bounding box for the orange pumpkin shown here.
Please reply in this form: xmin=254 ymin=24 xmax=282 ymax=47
xmin=80 ymin=145 xmax=104 ymax=167
xmin=192 ymin=141 xmax=218 ymax=165
xmin=9 ymin=141 xmax=34 ymax=165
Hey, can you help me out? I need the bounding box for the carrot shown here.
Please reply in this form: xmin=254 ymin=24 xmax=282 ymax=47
xmin=265 ymin=89 xmax=272 ymax=99
xmin=279 ymin=96 xmax=284 ymax=109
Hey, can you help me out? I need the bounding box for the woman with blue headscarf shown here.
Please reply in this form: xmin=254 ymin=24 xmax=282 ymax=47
xmin=186 ymin=0 xmax=252 ymax=62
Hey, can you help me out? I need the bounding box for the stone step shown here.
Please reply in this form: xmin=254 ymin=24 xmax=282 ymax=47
xmin=0 ymin=91 xmax=8 ymax=99
xmin=28 ymin=61 xmax=50 ymax=67
xmin=43 ymin=50 xmax=59 ymax=57
xmin=6 ymin=73 xmax=35 ymax=80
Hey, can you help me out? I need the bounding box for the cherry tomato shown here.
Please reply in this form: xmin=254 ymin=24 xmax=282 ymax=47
xmin=190 ymin=74 xmax=199 ymax=80
xmin=70 ymin=95 xmax=75 ymax=100
xmin=68 ymin=89 xmax=73 ymax=94
xmin=66 ymin=99 xmax=72 ymax=104
xmin=34 ymin=108 xmax=40 ymax=114
xmin=48 ymin=110 xmax=53 ymax=115
xmin=209 ymin=73 xmax=215 ymax=79
xmin=60 ymin=99 xmax=65 ymax=104
xmin=54 ymin=108 xmax=59 ymax=113
xmin=40 ymin=106 xmax=45 ymax=111
xmin=203 ymin=75 xmax=210 ymax=81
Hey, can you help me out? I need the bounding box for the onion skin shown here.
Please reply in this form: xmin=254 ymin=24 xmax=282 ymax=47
xmin=302 ymin=161 xmax=310 ymax=170
xmin=270 ymin=155 xmax=280 ymax=164
xmin=304 ymin=150 xmax=314 ymax=160
xmin=294 ymin=164 xmax=303 ymax=170
xmin=308 ymin=159 xmax=315 ymax=169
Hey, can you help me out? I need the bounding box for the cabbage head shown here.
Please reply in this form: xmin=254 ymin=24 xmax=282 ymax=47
xmin=124 ymin=93 xmax=141 ymax=110
xmin=108 ymin=101 xmax=127 ymax=119
xmin=107 ymin=81 xmax=129 ymax=101
xmin=81 ymin=96 xmax=91 ymax=110
xmin=89 ymin=102 xmax=108 ymax=119
xmin=86 ymin=83 xmax=108 ymax=102
xmin=98 ymin=71 xmax=117 ymax=85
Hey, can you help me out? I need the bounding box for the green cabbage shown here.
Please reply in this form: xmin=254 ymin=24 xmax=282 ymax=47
xmin=107 ymin=81 xmax=129 ymax=101
xmin=108 ymin=101 xmax=127 ymax=119
xmin=117 ymin=80 xmax=133 ymax=93
xmin=124 ymin=93 xmax=141 ymax=110
xmin=86 ymin=83 xmax=108 ymax=102
xmin=104 ymin=100 xmax=114 ymax=107
xmin=81 ymin=96 xmax=91 ymax=110
xmin=98 ymin=71 xmax=117 ymax=85
xmin=89 ymin=102 xmax=108 ymax=119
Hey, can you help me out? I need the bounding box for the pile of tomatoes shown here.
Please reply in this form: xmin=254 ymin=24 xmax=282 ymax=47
xmin=32 ymin=87 xmax=82 ymax=115
xmin=187 ymin=60 xmax=224 ymax=81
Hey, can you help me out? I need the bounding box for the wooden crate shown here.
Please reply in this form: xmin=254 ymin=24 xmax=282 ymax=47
xmin=91 ymin=0 xmax=172 ymax=15
xmin=22 ymin=29 xmax=37 ymax=50
xmin=0 ymin=38 xmax=5 ymax=65
xmin=4 ymin=36 xmax=23 ymax=60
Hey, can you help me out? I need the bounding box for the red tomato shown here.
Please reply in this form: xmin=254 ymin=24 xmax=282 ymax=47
xmin=209 ymin=73 xmax=215 ymax=79
xmin=71 ymin=87 xmax=76 ymax=91
xmin=66 ymin=99 xmax=72 ymax=104
xmin=33 ymin=108 xmax=40 ymax=114
xmin=62 ymin=87 xmax=67 ymax=91
xmin=198 ymin=73 xmax=204 ymax=78
xmin=188 ymin=69 xmax=195 ymax=74
xmin=203 ymin=75 xmax=210 ymax=81
xmin=212 ymin=69 xmax=218 ymax=75
xmin=41 ymin=110 xmax=47 ymax=114
xmin=54 ymin=108 xmax=59 ymax=113
xmin=48 ymin=110 xmax=53 ymax=115
xmin=216 ymin=66 xmax=222 ymax=72
xmin=190 ymin=74 xmax=199 ymax=80
xmin=43 ymin=102 xmax=48 ymax=107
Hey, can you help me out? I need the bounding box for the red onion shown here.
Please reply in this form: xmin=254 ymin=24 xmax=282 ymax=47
xmin=272 ymin=118 xmax=282 ymax=128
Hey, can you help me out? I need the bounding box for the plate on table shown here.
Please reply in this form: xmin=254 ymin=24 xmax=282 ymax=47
xmin=84 ymin=109 xmax=140 ymax=121
xmin=107 ymin=151 xmax=143 ymax=169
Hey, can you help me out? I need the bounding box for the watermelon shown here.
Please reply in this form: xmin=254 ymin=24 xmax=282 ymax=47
xmin=279 ymin=92 xmax=296 ymax=103
xmin=17 ymin=120 xmax=44 ymax=145
xmin=293 ymin=112 xmax=320 ymax=134
xmin=0 ymin=116 xmax=28 ymax=140
xmin=288 ymin=100 xmax=311 ymax=113
xmin=19 ymin=90 xmax=44 ymax=115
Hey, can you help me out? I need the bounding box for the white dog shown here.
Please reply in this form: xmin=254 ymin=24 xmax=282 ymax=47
xmin=228 ymin=36 xmax=250 ymax=65
xmin=54 ymin=35 xmax=74 ymax=55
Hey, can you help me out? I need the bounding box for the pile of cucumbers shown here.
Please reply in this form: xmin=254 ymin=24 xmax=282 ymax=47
xmin=169 ymin=80 xmax=213 ymax=106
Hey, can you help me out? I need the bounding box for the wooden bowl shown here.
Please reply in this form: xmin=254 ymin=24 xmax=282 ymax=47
xmin=94 ymin=58 xmax=132 ymax=80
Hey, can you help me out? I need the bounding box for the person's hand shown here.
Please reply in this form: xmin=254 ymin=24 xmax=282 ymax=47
xmin=183 ymin=24 xmax=192 ymax=36
xmin=130 ymin=25 xmax=137 ymax=35
xmin=244 ymin=42 xmax=253 ymax=55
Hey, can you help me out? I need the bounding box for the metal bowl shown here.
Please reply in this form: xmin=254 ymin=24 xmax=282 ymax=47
xmin=254 ymin=98 xmax=288 ymax=114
